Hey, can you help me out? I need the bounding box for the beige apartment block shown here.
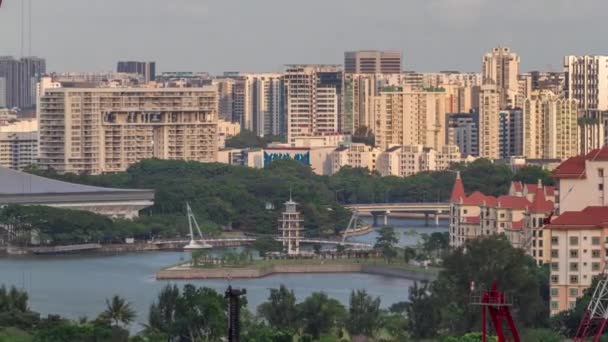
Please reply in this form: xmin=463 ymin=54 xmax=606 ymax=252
xmin=377 ymin=144 xmax=461 ymax=177
xmin=478 ymin=85 xmax=501 ymax=159
xmin=284 ymin=65 xmax=342 ymax=143
xmin=330 ymin=143 xmax=381 ymax=174
xmin=38 ymin=87 xmax=218 ymax=174
xmin=564 ymin=55 xmax=608 ymax=111
xmin=546 ymin=207 xmax=608 ymax=314
xmin=0 ymin=119 xmax=38 ymax=170
xmin=552 ymin=146 xmax=608 ymax=213
xmin=482 ymin=47 xmax=520 ymax=108
xmin=374 ymin=87 xmax=447 ymax=151
xmin=523 ymin=90 xmax=579 ymax=160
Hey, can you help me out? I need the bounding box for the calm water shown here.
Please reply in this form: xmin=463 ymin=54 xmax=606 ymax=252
xmin=0 ymin=218 xmax=447 ymax=331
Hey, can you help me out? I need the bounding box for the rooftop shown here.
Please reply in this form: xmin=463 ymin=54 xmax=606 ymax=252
xmin=553 ymin=146 xmax=608 ymax=179
xmin=546 ymin=207 xmax=608 ymax=229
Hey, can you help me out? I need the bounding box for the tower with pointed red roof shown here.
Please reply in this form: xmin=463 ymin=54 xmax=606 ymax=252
xmin=451 ymin=171 xmax=466 ymax=203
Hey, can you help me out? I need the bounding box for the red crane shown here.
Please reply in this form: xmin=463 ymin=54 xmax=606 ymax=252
xmin=471 ymin=282 xmax=521 ymax=342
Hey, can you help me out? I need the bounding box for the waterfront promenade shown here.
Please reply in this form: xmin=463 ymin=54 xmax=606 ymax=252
xmin=156 ymin=258 xmax=438 ymax=282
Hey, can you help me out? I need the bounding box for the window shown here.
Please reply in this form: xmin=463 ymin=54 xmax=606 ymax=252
xmin=551 ymin=275 xmax=559 ymax=283
xmin=592 ymin=236 xmax=601 ymax=245
xmin=500 ymin=213 xmax=505 ymax=218
xmin=570 ymin=236 xmax=579 ymax=245
xmin=569 ymin=288 xmax=578 ymax=297
xmin=539 ymin=250 xmax=543 ymax=257
xmin=570 ymin=275 xmax=579 ymax=284
xmin=600 ymin=184 xmax=604 ymax=191
xmin=539 ymin=240 xmax=543 ymax=247
xmin=551 ymin=237 xmax=558 ymax=245
xmin=570 ymin=250 xmax=579 ymax=258
xmin=569 ymin=301 xmax=577 ymax=309
xmin=551 ymin=288 xmax=559 ymax=297
xmin=570 ymin=262 xmax=579 ymax=271
xmin=551 ymin=249 xmax=559 ymax=258
xmin=551 ymin=262 xmax=559 ymax=271
xmin=551 ymin=301 xmax=559 ymax=309
xmin=600 ymin=168 xmax=605 ymax=177
xmin=592 ymin=262 xmax=601 ymax=271
xmin=592 ymin=250 xmax=601 ymax=258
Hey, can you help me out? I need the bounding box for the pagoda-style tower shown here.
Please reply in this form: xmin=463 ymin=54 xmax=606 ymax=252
xmin=278 ymin=195 xmax=304 ymax=255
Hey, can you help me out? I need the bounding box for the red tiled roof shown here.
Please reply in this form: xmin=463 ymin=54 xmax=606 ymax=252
xmin=530 ymin=181 xmax=554 ymax=213
xmin=464 ymin=216 xmax=481 ymax=224
xmin=496 ymin=195 xmax=531 ymax=210
xmin=451 ymin=172 xmax=466 ymax=202
xmin=464 ymin=191 xmax=498 ymax=206
xmin=545 ymin=186 xmax=555 ymax=196
xmin=511 ymin=181 xmax=523 ymax=192
xmin=546 ymin=206 xmax=608 ymax=229
xmin=553 ymin=146 xmax=608 ymax=179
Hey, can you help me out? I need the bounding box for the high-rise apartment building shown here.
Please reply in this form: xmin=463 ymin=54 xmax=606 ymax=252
xmin=0 ymin=77 xmax=6 ymax=108
xmin=523 ymin=90 xmax=579 ymax=160
xmin=478 ymin=85 xmax=501 ymax=159
xmin=0 ymin=119 xmax=37 ymax=170
xmin=446 ymin=112 xmax=479 ymax=157
xmin=344 ymin=50 xmax=402 ymax=74
xmin=38 ymin=86 xmax=218 ymax=174
xmin=250 ymin=73 xmax=284 ymax=137
xmin=374 ymin=87 xmax=447 ymax=151
xmin=284 ymin=65 xmax=342 ymax=142
xmin=482 ymin=47 xmax=520 ymax=108
xmin=116 ymin=61 xmax=156 ymax=82
xmin=564 ymin=55 xmax=608 ymax=111
xmin=499 ymin=109 xmax=523 ymax=159
xmin=377 ymin=144 xmax=461 ymax=177
xmin=0 ymin=56 xmax=46 ymax=109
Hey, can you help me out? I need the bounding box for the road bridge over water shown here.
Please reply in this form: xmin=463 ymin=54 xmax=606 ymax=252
xmin=150 ymin=237 xmax=373 ymax=249
xmin=345 ymin=202 xmax=451 ymax=226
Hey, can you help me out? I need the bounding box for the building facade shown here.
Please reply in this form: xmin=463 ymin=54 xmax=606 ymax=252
xmin=564 ymin=55 xmax=608 ymax=111
xmin=284 ymin=65 xmax=342 ymax=142
xmin=499 ymin=109 xmax=523 ymax=160
xmin=116 ymin=61 xmax=156 ymax=82
xmin=38 ymin=86 xmax=218 ymax=174
xmin=0 ymin=119 xmax=37 ymax=170
xmin=478 ymin=85 xmax=501 ymax=159
xmin=374 ymin=87 xmax=447 ymax=151
xmin=523 ymin=90 xmax=579 ymax=160
xmin=482 ymin=47 xmax=520 ymax=108
xmin=446 ymin=112 xmax=479 ymax=157
xmin=377 ymin=144 xmax=461 ymax=177
xmin=0 ymin=56 xmax=46 ymax=109
xmin=344 ymin=50 xmax=402 ymax=74
xmin=330 ymin=143 xmax=380 ymax=174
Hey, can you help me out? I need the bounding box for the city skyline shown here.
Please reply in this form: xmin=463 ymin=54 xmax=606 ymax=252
xmin=1 ymin=0 xmax=607 ymax=74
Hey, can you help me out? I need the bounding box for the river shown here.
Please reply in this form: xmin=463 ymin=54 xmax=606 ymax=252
xmin=0 ymin=217 xmax=447 ymax=331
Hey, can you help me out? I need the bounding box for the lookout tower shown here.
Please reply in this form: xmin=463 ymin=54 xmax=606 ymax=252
xmin=278 ymin=195 xmax=304 ymax=255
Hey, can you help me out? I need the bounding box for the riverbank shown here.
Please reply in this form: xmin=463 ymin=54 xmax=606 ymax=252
xmin=156 ymin=258 xmax=438 ymax=282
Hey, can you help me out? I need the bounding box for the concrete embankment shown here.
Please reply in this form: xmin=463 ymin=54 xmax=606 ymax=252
xmin=156 ymin=263 xmax=437 ymax=281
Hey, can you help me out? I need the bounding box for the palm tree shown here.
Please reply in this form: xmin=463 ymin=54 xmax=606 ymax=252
xmin=99 ymin=295 xmax=136 ymax=327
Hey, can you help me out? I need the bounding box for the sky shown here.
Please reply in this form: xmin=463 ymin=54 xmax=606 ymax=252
xmin=0 ymin=0 xmax=606 ymax=74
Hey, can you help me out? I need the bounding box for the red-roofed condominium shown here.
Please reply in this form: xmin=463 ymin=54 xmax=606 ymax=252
xmin=449 ymin=172 xmax=555 ymax=267
xmin=542 ymin=146 xmax=608 ymax=314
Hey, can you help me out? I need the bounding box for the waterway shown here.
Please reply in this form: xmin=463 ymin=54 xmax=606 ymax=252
xmin=0 ymin=218 xmax=447 ymax=331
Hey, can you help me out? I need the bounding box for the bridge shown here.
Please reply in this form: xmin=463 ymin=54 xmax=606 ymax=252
xmin=150 ymin=237 xmax=372 ymax=249
xmin=345 ymin=202 xmax=451 ymax=226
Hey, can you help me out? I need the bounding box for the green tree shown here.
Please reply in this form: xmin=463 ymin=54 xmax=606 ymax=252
xmin=513 ymin=165 xmax=555 ymax=186
xmin=374 ymin=226 xmax=398 ymax=263
xmin=441 ymin=332 xmax=496 ymax=342
xmin=406 ymin=282 xmax=440 ymax=339
xmin=257 ymin=285 xmax=298 ymax=332
xmin=403 ymin=247 xmax=417 ymax=263
xmin=297 ymin=292 xmax=347 ymax=339
xmin=98 ymin=295 xmax=136 ymax=328
xmin=346 ymin=289 xmax=381 ymax=337
xmin=225 ymin=129 xmax=267 ymax=148
xmin=521 ymin=328 xmax=564 ymax=342
xmin=148 ymin=284 xmax=227 ymax=341
xmin=433 ymin=235 xmax=549 ymax=335
xmin=422 ymin=232 xmax=450 ymax=259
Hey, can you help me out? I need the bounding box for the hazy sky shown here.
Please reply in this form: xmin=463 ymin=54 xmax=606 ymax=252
xmin=0 ymin=0 xmax=606 ymax=74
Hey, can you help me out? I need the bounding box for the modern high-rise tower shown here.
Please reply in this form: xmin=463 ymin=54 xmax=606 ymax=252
xmin=482 ymin=47 xmax=520 ymax=109
xmin=284 ymin=65 xmax=343 ymax=142
xmin=0 ymin=56 xmax=46 ymax=109
xmin=117 ymin=61 xmax=156 ymax=82
xmin=344 ymin=50 xmax=402 ymax=74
